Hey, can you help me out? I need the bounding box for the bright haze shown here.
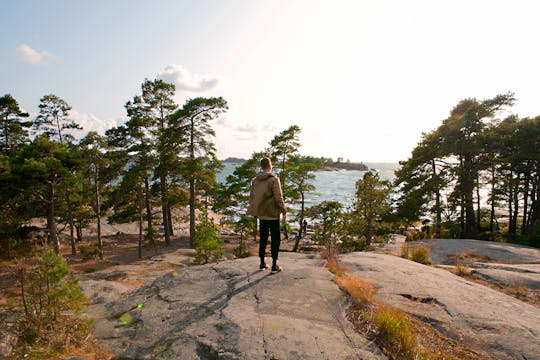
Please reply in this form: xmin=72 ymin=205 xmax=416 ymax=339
xmin=1 ymin=0 xmax=539 ymax=162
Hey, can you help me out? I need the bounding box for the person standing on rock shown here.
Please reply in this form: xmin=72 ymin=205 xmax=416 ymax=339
xmin=247 ymin=157 xmax=287 ymax=274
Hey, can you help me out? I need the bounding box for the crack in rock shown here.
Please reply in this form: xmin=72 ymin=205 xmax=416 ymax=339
xmin=399 ymin=294 xmax=454 ymax=317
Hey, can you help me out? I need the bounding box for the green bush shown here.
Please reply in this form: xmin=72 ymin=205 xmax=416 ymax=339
xmin=194 ymin=214 xmax=225 ymax=264
xmin=411 ymin=246 xmax=431 ymax=265
xmin=339 ymin=236 xmax=367 ymax=252
xmin=79 ymin=244 xmax=101 ymax=258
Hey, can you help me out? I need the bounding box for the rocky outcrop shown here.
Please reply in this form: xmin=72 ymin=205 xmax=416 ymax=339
xmin=340 ymin=252 xmax=540 ymax=360
xmin=81 ymin=241 xmax=540 ymax=360
xmin=83 ymin=253 xmax=385 ymax=359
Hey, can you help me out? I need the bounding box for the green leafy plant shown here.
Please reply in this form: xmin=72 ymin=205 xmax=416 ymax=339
xmin=194 ymin=211 xmax=225 ymax=264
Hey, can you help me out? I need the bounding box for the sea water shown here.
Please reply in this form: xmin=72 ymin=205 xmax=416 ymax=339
xmin=216 ymin=162 xmax=399 ymax=208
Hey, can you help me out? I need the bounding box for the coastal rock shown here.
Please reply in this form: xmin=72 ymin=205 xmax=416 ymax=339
xmin=84 ymin=253 xmax=385 ymax=359
xmin=339 ymin=252 xmax=540 ymax=360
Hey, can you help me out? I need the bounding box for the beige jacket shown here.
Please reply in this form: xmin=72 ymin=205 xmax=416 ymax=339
xmin=247 ymin=172 xmax=287 ymax=218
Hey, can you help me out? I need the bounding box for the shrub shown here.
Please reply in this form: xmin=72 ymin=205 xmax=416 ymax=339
xmin=194 ymin=215 xmax=225 ymax=264
xmin=405 ymin=229 xmax=423 ymax=242
xmin=339 ymin=236 xmax=367 ymax=252
xmin=12 ymin=247 xmax=87 ymax=352
xmin=79 ymin=244 xmax=101 ymax=259
xmin=411 ymin=246 xmax=431 ymax=265
xmin=400 ymin=243 xmax=410 ymax=259
xmin=376 ymin=305 xmax=417 ymax=358
xmin=233 ymin=245 xmax=250 ymax=258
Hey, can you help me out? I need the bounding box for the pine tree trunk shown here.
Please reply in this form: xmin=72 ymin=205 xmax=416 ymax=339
xmin=431 ymin=159 xmax=441 ymax=237
xmin=189 ymin=179 xmax=196 ymax=247
xmin=66 ymin=192 xmax=76 ymax=255
xmin=460 ymin=195 xmax=465 ymax=238
xmin=522 ymin=169 xmax=530 ymax=234
xmin=476 ymin=173 xmax=481 ymax=232
xmin=508 ymin=172 xmax=515 ymax=235
xmin=490 ymin=165 xmax=496 ymax=232
xmin=512 ymin=176 xmax=520 ymax=237
xmin=293 ymin=191 xmax=304 ymax=252
xmin=365 ymin=219 xmax=373 ymax=247
xmin=76 ymin=223 xmax=82 ymax=242
xmin=47 ymin=181 xmax=60 ymax=254
xmin=144 ymin=177 xmax=154 ymax=247
xmin=160 ymin=175 xmax=170 ymax=245
xmin=168 ymin=206 xmax=174 ymax=236
xmin=94 ymin=164 xmax=103 ymax=260
xmin=463 ymin=154 xmax=477 ymax=238
xmin=138 ymin=186 xmax=144 ymax=259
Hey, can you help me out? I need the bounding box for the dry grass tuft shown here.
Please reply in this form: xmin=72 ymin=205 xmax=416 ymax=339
xmin=335 ymin=275 xmax=378 ymax=306
xmin=401 ymin=243 xmax=410 ymax=259
xmin=326 ymin=257 xmax=349 ymax=276
xmin=513 ymin=283 xmax=528 ymax=299
xmin=455 ymin=262 xmax=469 ymax=276
xmin=411 ymin=246 xmax=431 ymax=265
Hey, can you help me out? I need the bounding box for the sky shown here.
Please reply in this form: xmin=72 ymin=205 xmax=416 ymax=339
xmin=1 ymin=0 xmax=540 ymax=163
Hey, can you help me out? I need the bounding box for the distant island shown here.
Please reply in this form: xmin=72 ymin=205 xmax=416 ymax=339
xmin=222 ymin=157 xmax=247 ymax=163
xmin=221 ymin=156 xmax=368 ymax=171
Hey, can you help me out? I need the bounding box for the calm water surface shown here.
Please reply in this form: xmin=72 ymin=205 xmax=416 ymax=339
xmin=217 ymin=162 xmax=399 ymax=208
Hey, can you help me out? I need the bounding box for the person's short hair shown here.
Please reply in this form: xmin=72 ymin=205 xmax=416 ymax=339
xmin=260 ymin=157 xmax=272 ymax=170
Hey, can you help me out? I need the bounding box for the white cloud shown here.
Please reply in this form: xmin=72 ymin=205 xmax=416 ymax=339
xmin=70 ymin=110 xmax=124 ymax=138
xmin=234 ymin=124 xmax=258 ymax=133
xmin=157 ymin=64 xmax=220 ymax=92
xmin=15 ymin=44 xmax=51 ymax=64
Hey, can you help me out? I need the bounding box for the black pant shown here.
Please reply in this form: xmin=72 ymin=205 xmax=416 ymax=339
xmin=259 ymin=219 xmax=280 ymax=263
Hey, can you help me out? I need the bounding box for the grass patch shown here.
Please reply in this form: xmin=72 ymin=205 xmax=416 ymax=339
xmin=376 ymin=304 xmax=417 ymax=358
xmin=411 ymin=246 xmax=431 ymax=265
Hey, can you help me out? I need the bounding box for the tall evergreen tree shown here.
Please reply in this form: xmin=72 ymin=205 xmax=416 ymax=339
xmin=354 ymin=172 xmax=391 ymax=246
xmin=12 ymin=136 xmax=77 ymax=253
xmin=107 ymin=95 xmax=157 ymax=245
xmin=0 ymin=94 xmax=30 ymax=153
xmin=170 ymin=97 xmax=228 ymax=247
xmin=34 ymin=94 xmax=82 ymax=253
xmin=141 ymin=79 xmax=178 ymax=245
xmin=34 ymin=94 xmax=81 ymax=144
xmin=286 ymin=158 xmax=316 ymax=251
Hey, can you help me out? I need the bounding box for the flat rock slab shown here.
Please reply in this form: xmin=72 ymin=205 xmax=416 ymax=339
xmin=83 ymin=253 xmax=384 ymax=359
xmin=340 ymin=252 xmax=540 ymax=360
xmin=411 ymin=238 xmax=540 ymax=265
xmin=469 ymin=263 xmax=540 ymax=289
